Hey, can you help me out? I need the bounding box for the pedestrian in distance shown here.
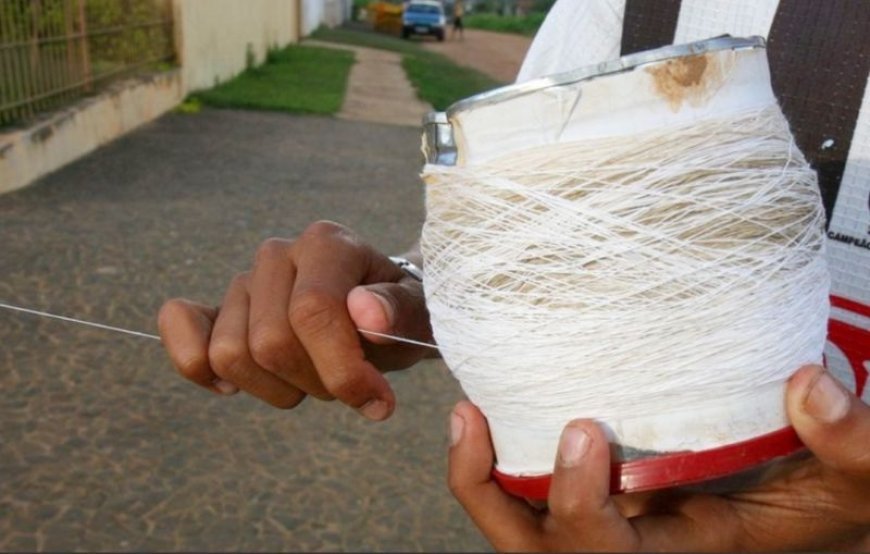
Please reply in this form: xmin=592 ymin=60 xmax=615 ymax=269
xmin=452 ymin=1 xmax=464 ymax=41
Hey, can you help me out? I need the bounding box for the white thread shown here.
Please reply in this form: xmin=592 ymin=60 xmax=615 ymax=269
xmin=356 ymin=329 xmax=439 ymax=350
xmin=0 ymin=302 xmax=438 ymax=350
xmin=421 ymin=106 xmax=829 ymax=433
xmin=0 ymin=302 xmax=162 ymax=341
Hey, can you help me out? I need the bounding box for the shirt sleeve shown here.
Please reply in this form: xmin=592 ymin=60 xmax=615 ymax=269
xmin=515 ymin=0 xmax=627 ymax=83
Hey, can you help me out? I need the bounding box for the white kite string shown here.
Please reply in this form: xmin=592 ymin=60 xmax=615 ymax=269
xmin=0 ymin=302 xmax=439 ymax=350
xmin=421 ymin=106 xmax=830 ymax=427
xmin=0 ymin=302 xmax=162 ymax=341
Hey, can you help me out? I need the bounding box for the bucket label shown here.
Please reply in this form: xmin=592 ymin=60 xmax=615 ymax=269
xmin=825 ymin=75 xmax=870 ymax=403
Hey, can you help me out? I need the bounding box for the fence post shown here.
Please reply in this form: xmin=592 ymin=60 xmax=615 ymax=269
xmin=30 ymin=0 xmax=42 ymax=112
xmin=77 ymin=0 xmax=92 ymax=91
xmin=65 ymin=0 xmax=77 ymax=98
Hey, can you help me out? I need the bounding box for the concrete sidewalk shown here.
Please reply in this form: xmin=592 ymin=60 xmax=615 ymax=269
xmin=305 ymin=40 xmax=432 ymax=127
xmin=305 ymin=28 xmax=532 ymax=128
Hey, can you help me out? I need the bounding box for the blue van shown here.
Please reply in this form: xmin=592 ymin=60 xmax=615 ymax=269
xmin=402 ymin=1 xmax=446 ymax=41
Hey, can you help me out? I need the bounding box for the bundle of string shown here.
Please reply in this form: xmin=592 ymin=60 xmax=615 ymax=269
xmin=421 ymin=106 xmax=829 ymax=431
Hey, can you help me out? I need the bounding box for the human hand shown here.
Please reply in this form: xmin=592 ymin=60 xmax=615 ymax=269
xmin=158 ymin=221 xmax=433 ymax=419
xmin=447 ymin=365 xmax=870 ymax=551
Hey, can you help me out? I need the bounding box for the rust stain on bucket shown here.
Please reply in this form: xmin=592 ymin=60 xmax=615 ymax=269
xmin=646 ymin=53 xmax=725 ymax=111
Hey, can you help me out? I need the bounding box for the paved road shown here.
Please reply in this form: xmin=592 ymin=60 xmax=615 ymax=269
xmin=0 ymin=109 xmax=488 ymax=551
xmin=421 ymin=28 xmax=533 ymax=83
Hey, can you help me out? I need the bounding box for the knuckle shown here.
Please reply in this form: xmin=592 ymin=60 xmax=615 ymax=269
xmin=254 ymin=238 xmax=291 ymax=266
xmin=157 ymin=298 xmax=187 ymax=324
xmin=302 ymin=220 xmax=344 ymax=239
xmin=309 ymin=388 xmax=336 ymax=402
xmin=446 ymin=473 xmax=472 ymax=501
xmin=175 ymin=353 xmax=208 ymax=381
xmin=269 ymin=391 xmax=306 ymax=410
xmin=299 ymin=221 xmax=365 ymax=256
xmin=208 ymin=338 xmax=246 ymax=378
xmin=229 ymin=272 xmax=250 ymax=290
xmin=322 ymin=373 xmax=364 ymax=403
xmin=248 ymin=325 xmax=292 ymax=370
xmin=548 ymin=495 xmax=585 ymax=522
xmin=289 ymin=289 xmax=339 ymax=337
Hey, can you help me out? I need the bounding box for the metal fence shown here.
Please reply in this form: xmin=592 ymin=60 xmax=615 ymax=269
xmin=0 ymin=0 xmax=175 ymax=127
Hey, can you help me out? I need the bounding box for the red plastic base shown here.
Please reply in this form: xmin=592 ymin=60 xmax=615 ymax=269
xmin=492 ymin=425 xmax=805 ymax=500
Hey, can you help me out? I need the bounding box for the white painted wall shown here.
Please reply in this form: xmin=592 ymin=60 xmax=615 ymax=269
xmin=174 ymin=0 xmax=301 ymax=92
xmin=301 ymin=0 xmax=351 ymax=36
xmin=0 ymin=72 xmax=184 ymax=194
xmin=1 ymin=0 xmax=303 ymax=193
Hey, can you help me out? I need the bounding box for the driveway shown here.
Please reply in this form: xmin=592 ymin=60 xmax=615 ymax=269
xmin=421 ymin=28 xmax=533 ymax=83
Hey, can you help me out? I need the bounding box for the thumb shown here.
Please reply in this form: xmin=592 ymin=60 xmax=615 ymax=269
xmin=447 ymin=401 xmax=541 ymax=552
xmin=786 ymin=365 xmax=870 ymax=478
xmin=347 ymin=280 xmax=432 ymax=347
xmin=546 ymin=420 xmax=638 ymax=549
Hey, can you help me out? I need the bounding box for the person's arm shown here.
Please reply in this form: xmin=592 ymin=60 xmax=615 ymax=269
xmin=158 ymin=221 xmax=433 ymax=419
xmin=448 ymin=364 xmax=870 ymax=551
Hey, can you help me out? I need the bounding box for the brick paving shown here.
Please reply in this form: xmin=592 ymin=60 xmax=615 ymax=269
xmin=0 ymin=110 xmax=488 ymax=551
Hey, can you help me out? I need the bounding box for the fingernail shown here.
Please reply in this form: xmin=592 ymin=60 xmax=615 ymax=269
xmin=558 ymin=425 xmax=590 ymax=467
xmin=369 ymin=291 xmax=395 ymax=326
xmin=213 ymin=379 xmax=238 ymax=395
xmin=450 ymin=411 xmax=465 ymax=446
xmin=804 ymin=372 xmax=849 ymax=423
xmin=359 ymin=399 xmax=390 ymax=421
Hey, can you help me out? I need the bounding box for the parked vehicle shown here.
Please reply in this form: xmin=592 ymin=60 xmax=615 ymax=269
xmin=402 ymin=1 xmax=446 ymax=41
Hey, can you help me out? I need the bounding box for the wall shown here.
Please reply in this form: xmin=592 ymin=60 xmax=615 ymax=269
xmin=0 ymin=71 xmax=184 ymax=195
xmin=0 ymin=0 xmax=301 ymax=194
xmin=174 ymin=0 xmax=300 ymax=92
xmin=301 ymin=0 xmax=351 ymax=36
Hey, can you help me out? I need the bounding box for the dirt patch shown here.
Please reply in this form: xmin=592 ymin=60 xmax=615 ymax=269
xmin=420 ymin=29 xmax=531 ymax=83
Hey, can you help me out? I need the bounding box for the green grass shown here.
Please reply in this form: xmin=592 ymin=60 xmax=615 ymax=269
xmin=464 ymin=13 xmax=546 ymax=36
xmin=312 ymin=27 xmax=424 ymax=56
xmin=401 ymin=54 xmax=501 ymax=111
xmin=192 ymin=45 xmax=354 ymax=115
xmin=311 ymin=27 xmax=504 ymax=111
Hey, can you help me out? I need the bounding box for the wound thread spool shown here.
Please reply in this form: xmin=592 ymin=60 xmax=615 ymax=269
xmin=419 ymin=37 xmax=830 ymax=496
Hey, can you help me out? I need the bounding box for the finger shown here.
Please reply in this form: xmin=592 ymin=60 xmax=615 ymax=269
xmin=247 ymin=238 xmax=331 ymax=400
xmin=546 ymin=421 xmax=744 ymax=551
xmin=290 ymin=230 xmax=396 ymax=420
xmin=631 ymin=495 xmax=746 ymax=551
xmin=786 ymin=364 xmax=870 ymax=478
xmin=447 ymin=401 xmax=542 ymax=552
xmin=210 ymin=274 xmax=306 ymax=409
xmin=546 ymin=420 xmax=639 ymax=550
xmin=158 ymin=299 xmax=235 ymax=395
xmin=347 ymin=280 xmax=432 ymax=347
xmin=347 ymin=279 xmax=436 ymax=372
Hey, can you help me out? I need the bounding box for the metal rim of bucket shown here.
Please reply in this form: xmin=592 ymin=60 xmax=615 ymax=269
xmin=422 ymin=35 xmax=767 ymax=166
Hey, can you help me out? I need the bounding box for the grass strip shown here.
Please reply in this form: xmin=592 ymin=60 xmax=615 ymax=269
xmin=311 ymin=27 xmax=423 ymax=56
xmin=311 ymin=27 xmax=503 ymax=111
xmin=401 ymin=53 xmax=500 ymax=111
xmin=463 ymin=13 xmax=546 ymax=36
xmin=192 ymin=45 xmax=354 ymax=115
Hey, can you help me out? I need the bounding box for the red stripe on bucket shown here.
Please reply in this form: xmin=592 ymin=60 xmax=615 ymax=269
xmin=492 ymin=425 xmax=804 ymax=500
